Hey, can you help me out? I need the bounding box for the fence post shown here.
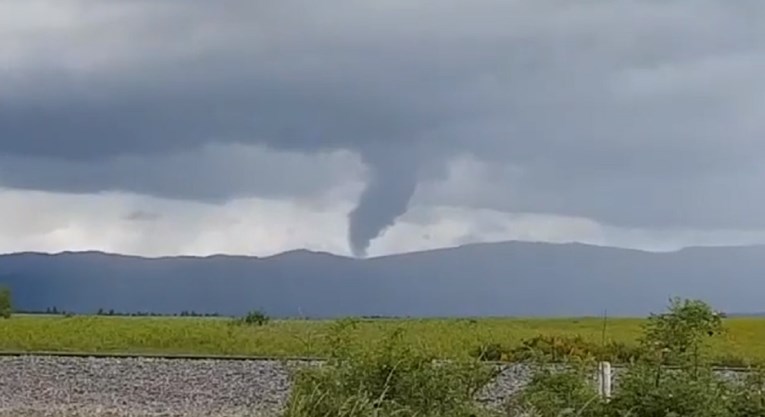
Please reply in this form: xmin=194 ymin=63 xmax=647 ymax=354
xmin=598 ymin=361 xmax=612 ymax=400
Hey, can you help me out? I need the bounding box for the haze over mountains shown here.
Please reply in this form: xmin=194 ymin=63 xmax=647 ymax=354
xmin=1 ymin=241 xmax=763 ymax=317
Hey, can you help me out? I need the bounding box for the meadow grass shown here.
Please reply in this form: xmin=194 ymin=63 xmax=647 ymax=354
xmin=1 ymin=315 xmax=764 ymax=364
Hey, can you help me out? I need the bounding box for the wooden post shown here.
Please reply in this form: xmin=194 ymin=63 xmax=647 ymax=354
xmin=598 ymin=361 xmax=612 ymax=400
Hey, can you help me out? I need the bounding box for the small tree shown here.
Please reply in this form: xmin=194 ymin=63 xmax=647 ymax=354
xmin=641 ymin=297 xmax=723 ymax=372
xmin=238 ymin=309 xmax=270 ymax=326
xmin=607 ymin=298 xmax=729 ymax=417
xmin=0 ymin=286 xmax=12 ymax=319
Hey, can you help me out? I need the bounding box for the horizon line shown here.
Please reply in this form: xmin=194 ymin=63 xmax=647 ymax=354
xmin=1 ymin=239 xmax=762 ymax=261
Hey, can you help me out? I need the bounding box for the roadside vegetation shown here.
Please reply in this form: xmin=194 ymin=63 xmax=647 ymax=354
xmin=234 ymin=309 xmax=271 ymax=326
xmin=284 ymin=319 xmax=498 ymax=417
xmin=285 ymin=298 xmax=765 ymax=417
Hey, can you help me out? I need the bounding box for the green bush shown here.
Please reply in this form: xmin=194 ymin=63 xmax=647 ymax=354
xmin=512 ymin=297 xmax=765 ymax=417
xmin=596 ymin=340 xmax=644 ymax=364
xmin=508 ymin=335 xmax=642 ymax=365
xmin=713 ymin=353 xmax=752 ymax=369
xmin=283 ymin=325 xmax=499 ymax=417
xmin=727 ymin=368 xmax=765 ymax=417
xmin=610 ymin=363 xmax=730 ymax=417
xmin=507 ymin=362 xmax=605 ymax=417
xmin=640 ymin=297 xmax=724 ymax=368
xmin=236 ymin=309 xmax=270 ymax=326
xmin=510 ymin=335 xmax=596 ymax=363
xmin=0 ymin=286 xmax=11 ymax=319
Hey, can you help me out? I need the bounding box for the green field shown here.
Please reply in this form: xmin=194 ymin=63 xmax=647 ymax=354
xmin=1 ymin=315 xmax=764 ymax=364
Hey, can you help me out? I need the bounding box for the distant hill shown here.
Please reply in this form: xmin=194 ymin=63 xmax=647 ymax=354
xmin=1 ymin=241 xmax=764 ymax=317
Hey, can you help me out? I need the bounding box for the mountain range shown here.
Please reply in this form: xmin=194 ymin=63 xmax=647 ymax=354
xmin=1 ymin=241 xmax=763 ymax=317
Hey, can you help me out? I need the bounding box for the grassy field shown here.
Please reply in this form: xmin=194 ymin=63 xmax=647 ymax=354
xmin=1 ymin=315 xmax=764 ymax=364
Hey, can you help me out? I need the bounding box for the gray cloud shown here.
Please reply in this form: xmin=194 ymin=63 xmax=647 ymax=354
xmin=0 ymin=144 xmax=362 ymax=201
xmin=2 ymin=0 xmax=765 ymax=253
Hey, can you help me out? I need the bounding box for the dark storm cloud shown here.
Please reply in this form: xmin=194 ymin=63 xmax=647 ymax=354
xmin=0 ymin=145 xmax=361 ymax=201
xmin=2 ymin=0 xmax=765 ymax=252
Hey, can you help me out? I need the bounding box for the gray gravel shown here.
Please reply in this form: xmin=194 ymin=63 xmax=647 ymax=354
xmin=0 ymin=356 xmax=539 ymax=417
xmin=0 ymin=356 xmax=297 ymax=417
xmin=475 ymin=364 xmax=534 ymax=409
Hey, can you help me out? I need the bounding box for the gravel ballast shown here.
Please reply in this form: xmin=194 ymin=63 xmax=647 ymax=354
xmin=0 ymin=355 xmax=540 ymax=417
xmin=0 ymin=356 xmax=297 ymax=417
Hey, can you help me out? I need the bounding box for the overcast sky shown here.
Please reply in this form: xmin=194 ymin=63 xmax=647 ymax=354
xmin=2 ymin=0 xmax=765 ymax=258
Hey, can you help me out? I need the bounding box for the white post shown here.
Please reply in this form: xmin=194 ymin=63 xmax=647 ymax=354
xmin=598 ymin=361 xmax=612 ymax=400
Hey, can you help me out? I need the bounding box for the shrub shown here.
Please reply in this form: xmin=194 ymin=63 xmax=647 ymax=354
xmin=509 ymin=335 xmax=592 ymax=363
xmin=632 ymin=366 xmax=765 ymax=417
xmin=727 ymin=367 xmax=765 ymax=417
xmin=507 ymin=362 xmax=605 ymax=417
xmin=509 ymin=335 xmax=645 ymax=366
xmin=236 ymin=309 xmax=270 ymax=326
xmin=0 ymin=286 xmax=11 ymax=319
xmin=595 ymin=340 xmax=644 ymax=364
xmin=283 ymin=325 xmax=499 ymax=417
xmin=610 ymin=363 xmax=731 ymax=417
xmin=640 ymin=297 xmax=723 ymax=368
xmin=512 ymin=298 xmax=749 ymax=417
xmin=714 ymin=353 xmax=752 ymax=369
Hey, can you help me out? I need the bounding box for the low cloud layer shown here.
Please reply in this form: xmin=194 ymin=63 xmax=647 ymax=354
xmin=4 ymin=189 xmax=765 ymax=258
xmin=2 ymin=1 xmax=765 ymax=255
xmin=0 ymin=144 xmax=363 ymax=202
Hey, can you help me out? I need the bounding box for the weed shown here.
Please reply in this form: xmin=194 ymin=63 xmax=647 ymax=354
xmin=508 ymin=335 xmax=642 ymax=365
xmin=235 ymin=310 xmax=270 ymax=326
xmin=283 ymin=324 xmax=499 ymax=417
xmin=512 ymin=298 xmax=765 ymax=417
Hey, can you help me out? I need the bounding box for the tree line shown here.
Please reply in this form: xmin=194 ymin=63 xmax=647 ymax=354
xmin=0 ymin=286 xmax=222 ymax=318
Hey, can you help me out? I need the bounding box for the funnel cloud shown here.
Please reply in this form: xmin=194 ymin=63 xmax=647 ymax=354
xmin=349 ymin=153 xmax=419 ymax=258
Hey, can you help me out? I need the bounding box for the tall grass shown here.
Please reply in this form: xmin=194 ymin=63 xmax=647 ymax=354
xmin=283 ymin=320 xmax=499 ymax=417
xmin=280 ymin=300 xmax=765 ymax=417
xmin=0 ymin=315 xmax=764 ymax=365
